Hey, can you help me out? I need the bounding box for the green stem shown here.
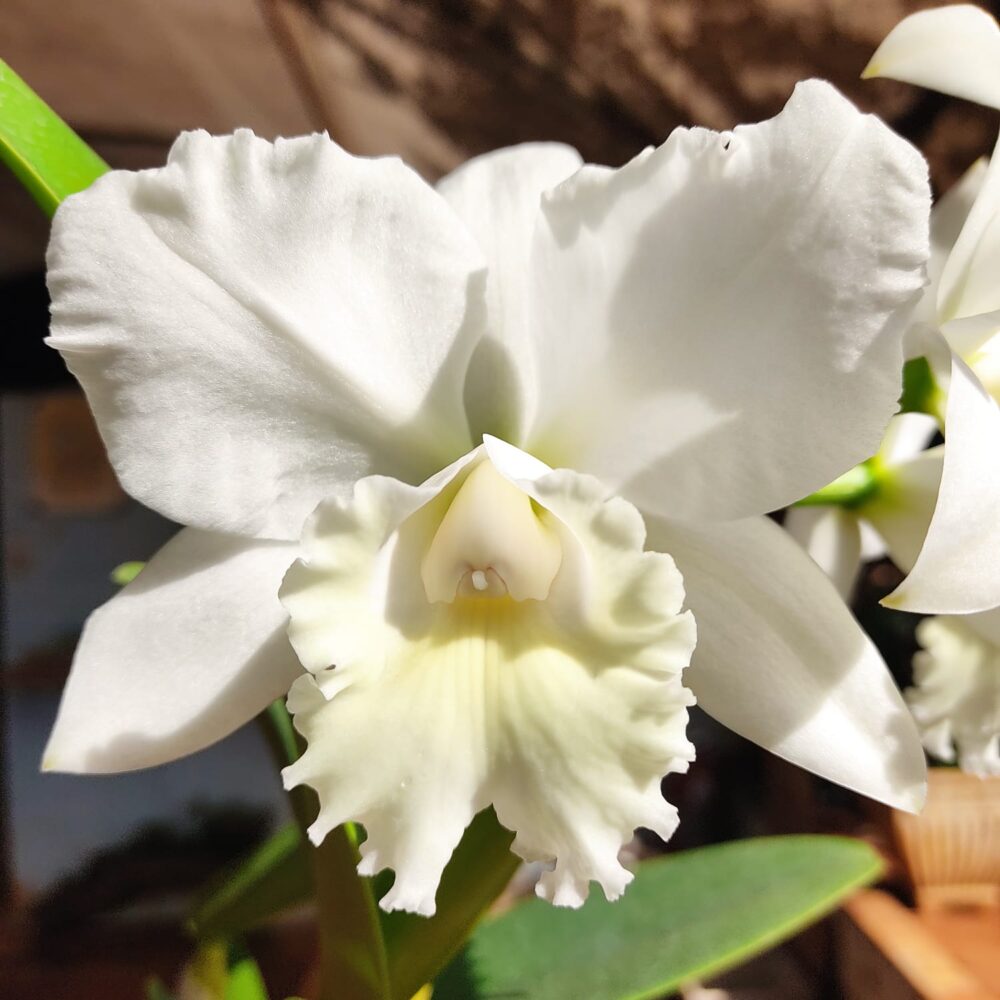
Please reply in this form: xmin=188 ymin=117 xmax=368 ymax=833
xmin=259 ymin=700 xmax=391 ymax=1000
xmin=0 ymin=58 xmax=108 ymax=215
xmin=794 ymin=461 xmax=879 ymax=508
xmin=899 ymin=355 xmax=944 ymax=421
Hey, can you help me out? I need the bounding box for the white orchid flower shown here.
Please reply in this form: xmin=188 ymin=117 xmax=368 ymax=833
xmin=863 ymin=4 xmax=1000 ymax=613
xmin=784 ymin=411 xmax=940 ymax=600
xmin=908 ymin=610 xmax=1000 ymax=776
xmin=43 ymin=80 xmax=929 ymax=915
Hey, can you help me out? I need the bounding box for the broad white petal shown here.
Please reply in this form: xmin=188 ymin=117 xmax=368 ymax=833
xmin=884 ymin=346 xmax=1000 ymax=613
xmin=438 ymin=144 xmax=583 ymax=444
xmin=43 ymin=529 xmax=301 ymax=773
xmin=525 ymin=80 xmax=929 ymax=521
xmin=783 ymin=506 xmax=862 ymax=600
xmin=281 ymin=447 xmax=695 ymax=914
xmin=859 ymin=520 xmax=889 ymax=563
xmin=908 ymin=615 xmax=1000 ymax=776
xmin=47 ymin=130 xmax=486 ymax=540
xmin=863 ymin=5 xmax=1000 ymax=110
xmin=937 ymin=137 xmax=1000 ymax=355
xmin=879 ymin=411 xmax=939 ymax=466
xmin=646 ymin=514 xmax=927 ymax=811
xmin=860 ymin=448 xmax=943 ymax=575
xmin=906 ymin=158 xmax=987 ymax=356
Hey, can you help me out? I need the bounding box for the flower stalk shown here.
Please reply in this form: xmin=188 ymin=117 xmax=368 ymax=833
xmin=260 ymin=700 xmax=391 ymax=1000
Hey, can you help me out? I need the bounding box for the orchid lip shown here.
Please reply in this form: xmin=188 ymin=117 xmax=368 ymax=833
xmin=420 ymin=459 xmax=562 ymax=604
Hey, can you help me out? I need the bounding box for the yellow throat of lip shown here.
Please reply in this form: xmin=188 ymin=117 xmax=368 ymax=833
xmin=420 ymin=460 xmax=562 ymax=603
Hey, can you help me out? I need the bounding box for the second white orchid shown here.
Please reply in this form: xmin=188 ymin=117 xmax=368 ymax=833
xmin=861 ymin=4 xmax=1000 ymax=614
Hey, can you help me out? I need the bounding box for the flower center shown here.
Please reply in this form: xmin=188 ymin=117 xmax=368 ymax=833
xmin=420 ymin=459 xmax=562 ymax=603
xmin=969 ymin=332 xmax=1000 ymax=405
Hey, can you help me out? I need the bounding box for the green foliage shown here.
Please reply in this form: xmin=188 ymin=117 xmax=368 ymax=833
xmin=188 ymin=809 xmax=519 ymax=998
xmin=380 ymin=809 xmax=519 ymax=1000
xmin=899 ymin=355 xmax=939 ymax=417
xmin=793 ymin=461 xmax=879 ymax=508
xmin=0 ymin=58 xmax=107 ymax=215
xmin=434 ymin=835 xmax=882 ymax=1000
xmin=145 ymin=944 xmax=270 ymax=1000
xmin=189 ymin=823 xmax=312 ymax=941
xmin=223 ymin=942 xmax=271 ymax=1000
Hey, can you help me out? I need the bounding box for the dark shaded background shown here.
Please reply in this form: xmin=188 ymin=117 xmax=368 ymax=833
xmin=2 ymin=1 xmax=999 ymax=997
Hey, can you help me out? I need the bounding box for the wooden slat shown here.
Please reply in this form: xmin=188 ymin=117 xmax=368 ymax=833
xmin=841 ymin=890 xmax=999 ymax=1000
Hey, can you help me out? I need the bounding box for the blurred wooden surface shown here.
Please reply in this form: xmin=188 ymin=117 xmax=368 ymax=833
xmin=893 ymin=771 xmax=1000 ymax=913
xmin=840 ymin=890 xmax=999 ymax=1000
xmin=2 ymin=0 xmax=999 ymax=280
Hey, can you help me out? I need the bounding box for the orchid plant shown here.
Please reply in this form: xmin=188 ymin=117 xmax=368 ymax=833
xmin=3 ymin=7 xmax=998 ymax=997
xmin=787 ymin=3 xmax=1000 ymax=777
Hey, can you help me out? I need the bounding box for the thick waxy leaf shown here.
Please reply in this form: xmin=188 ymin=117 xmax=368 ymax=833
xmin=0 ymin=58 xmax=107 ymax=215
xmin=434 ymin=836 xmax=882 ymax=1000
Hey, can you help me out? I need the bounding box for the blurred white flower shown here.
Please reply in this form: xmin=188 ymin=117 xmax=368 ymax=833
xmin=784 ymin=411 xmax=939 ymax=600
xmin=863 ymin=5 xmax=1000 ymax=613
xmin=43 ymin=81 xmax=929 ymax=913
xmin=909 ymin=612 xmax=1000 ymax=776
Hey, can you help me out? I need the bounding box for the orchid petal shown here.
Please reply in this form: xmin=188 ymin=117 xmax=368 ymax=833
xmin=783 ymin=507 xmax=862 ymax=600
xmin=646 ymin=514 xmax=927 ymax=812
xmin=526 ymin=80 xmax=929 ymax=521
xmin=281 ymin=445 xmax=695 ymax=914
xmin=937 ymin=137 xmax=1000 ymax=355
xmin=884 ymin=343 xmax=1000 ymax=613
xmin=908 ymin=614 xmax=1000 ymax=776
xmin=863 ymin=5 xmax=1000 ymax=110
xmin=43 ymin=529 xmax=301 ymax=773
xmin=878 ymin=411 xmax=939 ymax=465
xmin=905 ymin=157 xmax=987 ymax=356
xmin=47 ymin=130 xmax=486 ymax=540
xmin=861 ymin=447 xmax=943 ymax=575
xmin=438 ymin=144 xmax=583 ymax=444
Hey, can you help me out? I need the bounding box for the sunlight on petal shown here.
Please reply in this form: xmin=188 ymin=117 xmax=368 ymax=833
xmin=280 ymin=445 xmax=695 ymax=914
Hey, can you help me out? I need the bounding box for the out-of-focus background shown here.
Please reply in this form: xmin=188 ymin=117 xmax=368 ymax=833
xmin=2 ymin=2 xmax=999 ymax=998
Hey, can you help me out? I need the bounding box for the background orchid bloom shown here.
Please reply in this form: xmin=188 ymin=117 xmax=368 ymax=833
xmin=908 ymin=610 xmax=1000 ymax=776
xmin=43 ymin=79 xmax=930 ymax=914
xmin=784 ymin=412 xmax=939 ymax=600
xmin=863 ymin=4 xmax=1000 ymax=613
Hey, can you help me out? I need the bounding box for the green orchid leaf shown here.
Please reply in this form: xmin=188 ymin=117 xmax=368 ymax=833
xmin=188 ymin=823 xmax=311 ymax=941
xmin=434 ymin=835 xmax=883 ymax=1000
xmin=223 ymin=943 xmax=271 ymax=1000
xmin=0 ymin=58 xmax=108 ymax=216
xmin=380 ymin=808 xmax=518 ymax=1000
xmin=188 ymin=808 xmax=519 ymax=999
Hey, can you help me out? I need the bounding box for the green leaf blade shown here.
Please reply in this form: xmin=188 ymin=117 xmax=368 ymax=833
xmin=434 ymin=835 xmax=883 ymax=1000
xmin=189 ymin=823 xmax=312 ymax=941
xmin=0 ymin=58 xmax=108 ymax=216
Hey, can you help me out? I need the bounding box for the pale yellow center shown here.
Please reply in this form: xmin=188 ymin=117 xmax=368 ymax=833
xmin=969 ymin=331 xmax=1000 ymax=405
xmin=420 ymin=460 xmax=562 ymax=603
